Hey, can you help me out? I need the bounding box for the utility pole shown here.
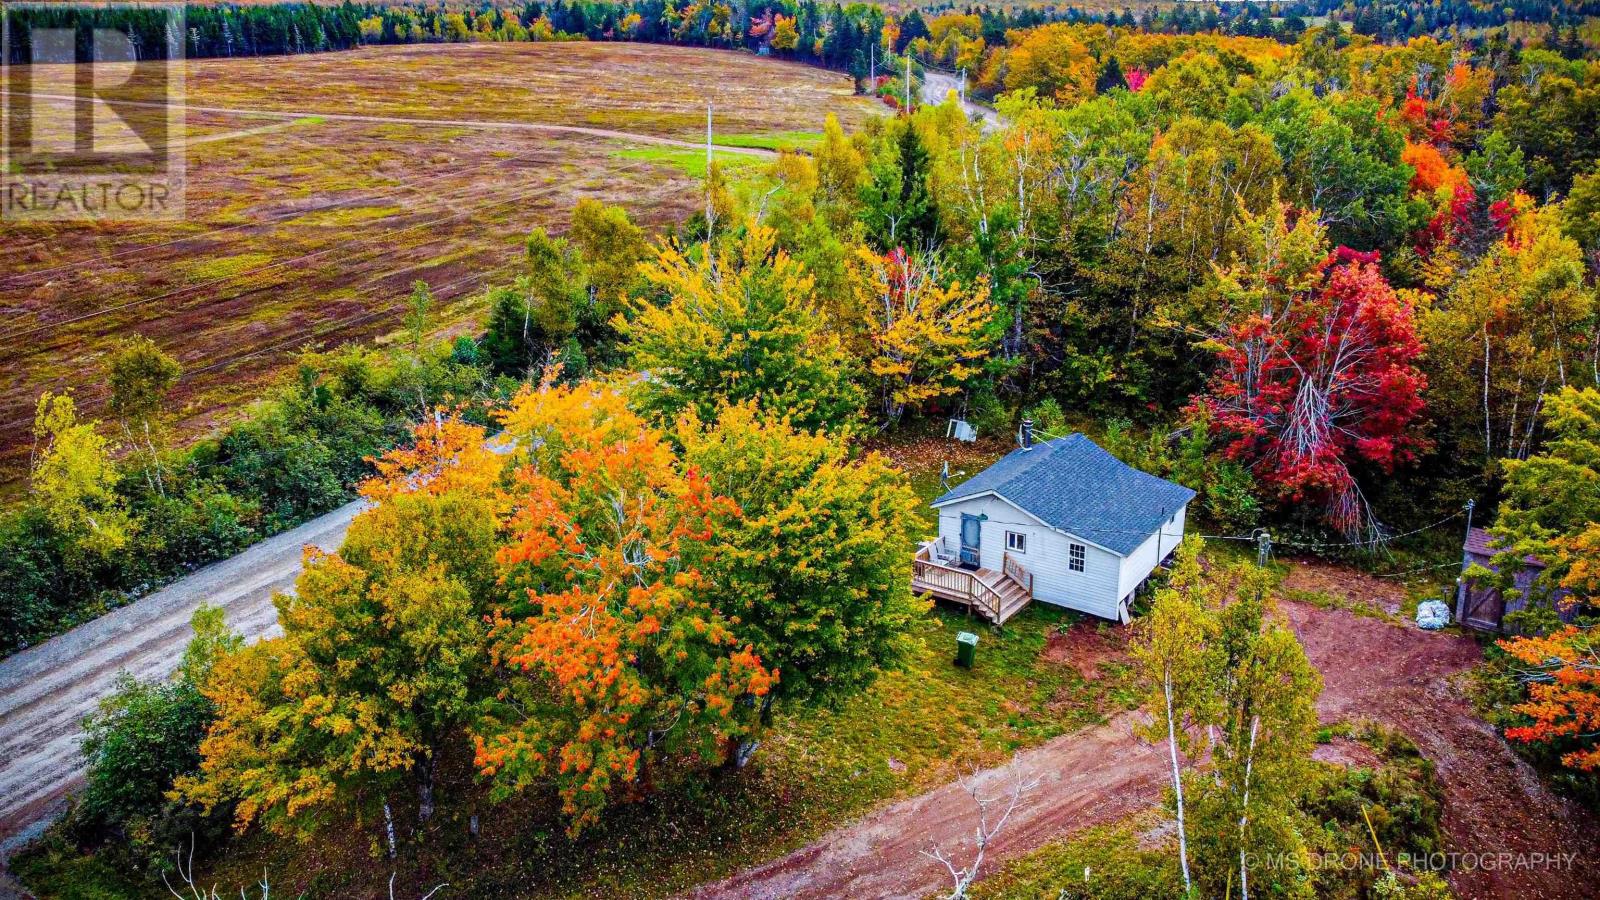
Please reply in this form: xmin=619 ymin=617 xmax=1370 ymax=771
xmin=869 ymin=43 xmax=875 ymax=86
xmin=705 ymin=102 xmax=714 ymax=238
xmin=905 ymin=53 xmax=912 ymax=112
xmin=959 ymin=67 xmax=966 ymax=103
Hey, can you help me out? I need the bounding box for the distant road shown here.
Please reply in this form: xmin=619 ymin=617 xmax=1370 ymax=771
xmin=919 ymin=69 xmax=1000 ymax=130
xmin=0 ymin=498 xmax=364 ymax=861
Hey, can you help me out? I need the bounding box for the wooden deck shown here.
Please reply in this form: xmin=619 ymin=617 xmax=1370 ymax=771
xmin=912 ymin=540 xmax=1034 ymax=625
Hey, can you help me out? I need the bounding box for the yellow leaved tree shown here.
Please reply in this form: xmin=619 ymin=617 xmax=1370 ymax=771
xmin=855 ymin=246 xmax=994 ymax=422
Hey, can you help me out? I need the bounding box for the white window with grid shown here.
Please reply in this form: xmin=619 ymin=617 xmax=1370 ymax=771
xmin=1069 ymin=542 xmax=1086 ymax=572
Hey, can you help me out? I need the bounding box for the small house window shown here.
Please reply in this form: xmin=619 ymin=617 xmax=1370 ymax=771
xmin=1006 ymin=531 xmax=1027 ymax=553
xmin=1069 ymin=543 xmax=1086 ymax=572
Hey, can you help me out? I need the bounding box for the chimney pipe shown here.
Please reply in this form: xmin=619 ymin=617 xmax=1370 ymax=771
xmin=1021 ymin=418 xmax=1034 ymax=449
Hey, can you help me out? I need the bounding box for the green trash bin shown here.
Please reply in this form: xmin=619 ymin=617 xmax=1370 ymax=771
xmin=955 ymin=631 xmax=979 ymax=669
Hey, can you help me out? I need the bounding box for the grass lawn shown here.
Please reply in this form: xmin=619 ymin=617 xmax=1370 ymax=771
xmin=718 ymin=130 xmax=824 ymax=151
xmin=612 ymin=145 xmax=768 ymax=179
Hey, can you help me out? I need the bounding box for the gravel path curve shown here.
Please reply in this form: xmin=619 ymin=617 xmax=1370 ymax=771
xmin=0 ymin=499 xmax=364 ymax=861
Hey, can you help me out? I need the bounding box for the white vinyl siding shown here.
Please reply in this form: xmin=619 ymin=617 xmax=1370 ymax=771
xmin=934 ymin=494 xmax=1189 ymax=622
xmin=1116 ymin=504 xmax=1187 ymax=601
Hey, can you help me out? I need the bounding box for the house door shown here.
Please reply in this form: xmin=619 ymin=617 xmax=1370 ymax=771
xmin=959 ymin=514 xmax=982 ymax=569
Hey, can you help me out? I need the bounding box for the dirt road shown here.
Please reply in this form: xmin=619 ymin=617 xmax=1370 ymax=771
xmin=690 ymin=595 xmax=1600 ymax=900
xmin=0 ymin=499 xmax=363 ymax=859
xmin=919 ymin=70 xmax=1000 ymax=130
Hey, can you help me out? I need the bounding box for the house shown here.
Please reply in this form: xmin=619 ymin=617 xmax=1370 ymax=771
xmin=914 ymin=428 xmax=1195 ymax=625
xmin=1456 ymin=527 xmax=1574 ymax=632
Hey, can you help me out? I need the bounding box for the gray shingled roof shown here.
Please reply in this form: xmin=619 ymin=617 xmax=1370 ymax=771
xmin=932 ymin=433 xmax=1196 ymax=556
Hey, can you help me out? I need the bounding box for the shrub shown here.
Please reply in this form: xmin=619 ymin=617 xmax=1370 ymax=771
xmin=76 ymin=607 xmax=239 ymax=853
xmin=1024 ymin=397 xmax=1067 ymax=437
xmin=966 ymin=389 xmax=1014 ymax=441
xmin=0 ymin=508 xmax=67 ymax=652
xmin=1205 ymin=461 xmax=1261 ymax=533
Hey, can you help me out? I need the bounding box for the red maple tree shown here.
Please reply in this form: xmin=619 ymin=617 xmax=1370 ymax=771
xmin=1204 ymin=247 xmax=1428 ymax=537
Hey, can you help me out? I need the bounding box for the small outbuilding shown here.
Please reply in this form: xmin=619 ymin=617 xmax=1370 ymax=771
xmin=914 ymin=430 xmax=1194 ymax=624
xmin=1456 ymin=527 xmax=1573 ymax=632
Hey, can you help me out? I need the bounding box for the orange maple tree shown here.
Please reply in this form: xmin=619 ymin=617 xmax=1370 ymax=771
xmin=1499 ymin=626 xmax=1600 ymax=772
xmin=472 ymin=383 xmax=774 ymax=833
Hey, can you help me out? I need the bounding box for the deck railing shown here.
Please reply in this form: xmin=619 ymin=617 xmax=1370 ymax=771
xmin=1002 ymin=552 xmax=1033 ymax=596
xmin=912 ymin=542 xmax=1003 ymax=621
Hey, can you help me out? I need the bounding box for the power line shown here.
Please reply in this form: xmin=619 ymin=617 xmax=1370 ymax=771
xmin=1371 ymin=560 xmax=1461 ymax=579
xmin=1272 ymin=507 xmax=1467 ymax=552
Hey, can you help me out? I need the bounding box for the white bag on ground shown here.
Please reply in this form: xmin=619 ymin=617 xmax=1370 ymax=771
xmin=1416 ymin=599 xmax=1451 ymax=630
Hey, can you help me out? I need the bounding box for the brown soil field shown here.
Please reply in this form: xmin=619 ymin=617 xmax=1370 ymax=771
xmin=0 ymin=42 xmax=879 ymax=485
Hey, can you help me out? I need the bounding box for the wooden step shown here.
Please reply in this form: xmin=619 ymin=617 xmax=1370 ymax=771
xmin=995 ymin=594 xmax=1032 ymax=625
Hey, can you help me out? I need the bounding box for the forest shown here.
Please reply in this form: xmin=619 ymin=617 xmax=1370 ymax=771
xmin=4 ymin=4 xmax=1600 ymax=899
xmin=8 ymin=0 xmax=1600 ymax=72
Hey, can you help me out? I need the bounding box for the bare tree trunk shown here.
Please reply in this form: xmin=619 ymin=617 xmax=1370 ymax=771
xmin=383 ymin=798 xmax=398 ymax=859
xmin=1164 ymin=670 xmax=1192 ymax=894
xmin=417 ymin=752 xmax=436 ymax=824
xmin=1238 ymin=716 xmax=1259 ymax=900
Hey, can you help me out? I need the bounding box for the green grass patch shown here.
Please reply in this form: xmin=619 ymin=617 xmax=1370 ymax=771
xmin=288 ymin=205 xmax=405 ymax=228
xmin=614 ymin=146 xmax=765 ymax=179
xmin=971 ymin=818 xmax=1180 ymax=900
xmin=1282 ymin=586 xmax=1402 ymax=624
xmin=719 ymin=131 xmax=823 ymax=152
xmin=180 ymin=252 xmax=275 ymax=282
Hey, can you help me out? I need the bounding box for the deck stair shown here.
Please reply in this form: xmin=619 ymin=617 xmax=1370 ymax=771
xmin=911 ymin=538 xmax=1035 ymax=625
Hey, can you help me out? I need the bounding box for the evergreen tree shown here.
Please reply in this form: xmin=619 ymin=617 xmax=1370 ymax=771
xmin=1094 ymin=55 xmax=1128 ymax=94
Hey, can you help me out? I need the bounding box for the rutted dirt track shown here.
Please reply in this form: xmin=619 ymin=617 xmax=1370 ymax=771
xmin=0 ymin=499 xmax=363 ymax=860
xmin=690 ymin=597 xmax=1600 ymax=900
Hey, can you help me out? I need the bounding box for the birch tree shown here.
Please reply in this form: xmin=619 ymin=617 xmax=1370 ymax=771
xmin=1131 ymin=537 xmax=1219 ymax=894
xmin=1191 ymin=569 xmax=1321 ymax=900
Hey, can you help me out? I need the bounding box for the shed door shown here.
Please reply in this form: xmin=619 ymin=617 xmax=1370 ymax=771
xmin=959 ymin=514 xmax=982 ymax=569
xmin=1462 ymin=586 xmax=1505 ymax=631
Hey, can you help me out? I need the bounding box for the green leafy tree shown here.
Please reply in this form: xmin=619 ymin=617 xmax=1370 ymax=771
xmin=864 ymin=119 xmax=941 ymax=250
xmin=620 ymin=225 xmax=864 ymax=432
xmin=568 ymin=198 xmax=646 ymax=358
xmin=179 ymin=420 xmax=501 ymax=840
xmin=1489 ymin=386 xmax=1600 ymax=631
xmin=79 ymin=606 xmax=240 ymax=833
xmin=1189 ymin=570 xmax=1321 ymax=899
xmin=681 ymin=403 xmax=924 ymax=763
xmin=107 ymin=334 xmax=181 ymax=496
xmin=30 ymin=392 xmax=131 ymax=566
xmin=1131 ymin=537 xmax=1219 ymax=894
xmin=814 ymin=114 xmax=868 ymax=228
